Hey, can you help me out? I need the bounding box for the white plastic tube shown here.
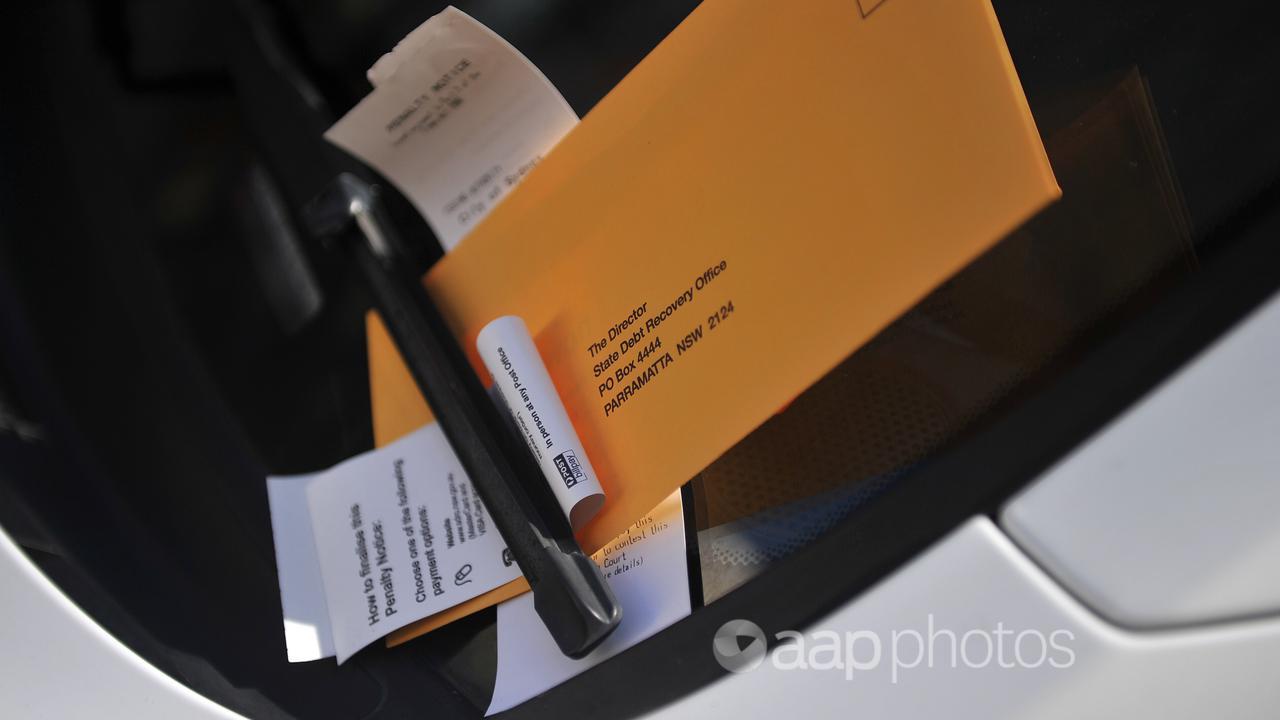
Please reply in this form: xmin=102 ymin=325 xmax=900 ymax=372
xmin=476 ymin=316 xmax=605 ymax=530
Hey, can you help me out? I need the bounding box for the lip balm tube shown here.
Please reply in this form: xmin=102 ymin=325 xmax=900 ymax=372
xmin=476 ymin=315 xmax=605 ymax=530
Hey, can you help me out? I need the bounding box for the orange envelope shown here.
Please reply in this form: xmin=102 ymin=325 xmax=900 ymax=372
xmin=377 ymin=0 xmax=1058 ymax=645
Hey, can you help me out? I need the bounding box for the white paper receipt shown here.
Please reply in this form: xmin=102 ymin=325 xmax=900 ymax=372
xmin=325 ymin=6 xmax=579 ymax=252
xmin=487 ymin=490 xmax=690 ymax=715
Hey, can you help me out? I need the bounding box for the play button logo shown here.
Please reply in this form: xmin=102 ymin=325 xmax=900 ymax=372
xmin=713 ymin=619 xmax=767 ymax=673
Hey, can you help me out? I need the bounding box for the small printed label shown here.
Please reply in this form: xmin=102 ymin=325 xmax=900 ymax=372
xmin=553 ymin=450 xmax=586 ymax=489
xmin=477 ymin=316 xmax=605 ymax=529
